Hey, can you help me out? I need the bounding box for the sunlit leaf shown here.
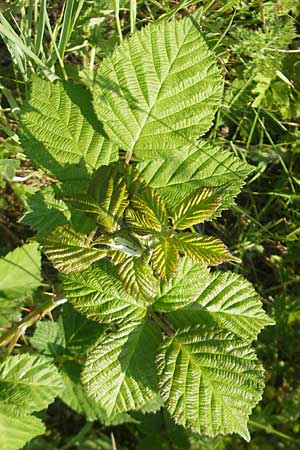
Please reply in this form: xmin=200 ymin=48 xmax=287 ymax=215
xmin=172 ymin=188 xmax=221 ymax=229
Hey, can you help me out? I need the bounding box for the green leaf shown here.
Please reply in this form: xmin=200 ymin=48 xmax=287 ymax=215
xmin=125 ymin=186 xmax=168 ymax=233
xmin=0 ymin=243 xmax=41 ymax=328
xmin=93 ymin=14 xmax=222 ymax=160
xmin=157 ymin=326 xmax=264 ymax=441
xmin=153 ymin=258 xmax=208 ymax=312
xmin=82 ymin=320 xmax=162 ymax=418
xmin=0 ymin=159 xmax=20 ymax=180
xmin=174 ymin=233 xmax=235 ymax=265
xmin=155 ymin=261 xmax=273 ymax=341
xmin=64 ymin=164 xmax=129 ymax=233
xmin=21 ymin=186 xmax=70 ymax=236
xmin=0 ymin=404 xmax=45 ymax=450
xmin=30 ymin=321 xmax=65 ymax=357
xmin=63 ymin=261 xmax=147 ymax=323
xmin=60 ymin=360 xmax=106 ymax=422
xmin=39 ymin=225 xmax=107 ymax=273
xmin=138 ymin=141 xmax=252 ymax=214
xmin=151 ymin=238 xmax=179 ymax=282
xmin=180 ymin=276 xmax=276 ymax=339
xmin=172 ymin=188 xmax=221 ymax=229
xmin=0 ymin=354 xmax=63 ymax=413
xmin=20 ymin=78 xmax=118 ymax=184
xmin=116 ymin=255 xmax=158 ymax=300
xmin=59 ymin=303 xmax=105 ymax=354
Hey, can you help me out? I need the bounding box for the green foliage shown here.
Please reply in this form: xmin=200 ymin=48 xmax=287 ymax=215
xmin=0 ymin=353 xmax=63 ymax=412
xmin=93 ymin=12 xmax=222 ymax=160
xmin=20 ymin=78 xmax=118 ymax=189
xmin=0 ymin=243 xmax=41 ymax=328
xmin=157 ymin=326 xmax=264 ymax=441
xmin=0 ymin=4 xmax=282 ymax=449
xmin=0 ymin=404 xmax=45 ymax=450
xmin=82 ymin=321 xmax=162 ymax=418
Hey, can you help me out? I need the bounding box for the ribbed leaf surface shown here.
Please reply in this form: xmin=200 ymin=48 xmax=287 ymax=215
xmin=21 ymin=186 xmax=70 ymax=236
xmin=126 ymin=186 xmax=168 ymax=233
xmin=21 ymin=78 xmax=118 ymax=179
xmin=138 ymin=142 xmax=252 ymax=214
xmin=154 ymin=258 xmax=208 ymax=312
xmin=40 ymin=225 xmax=107 ymax=273
xmin=151 ymin=238 xmax=179 ymax=281
xmin=63 ymin=262 xmax=147 ymax=323
xmin=93 ymin=14 xmax=222 ymax=160
xmin=82 ymin=321 xmax=162 ymax=418
xmin=116 ymin=255 xmax=158 ymax=300
xmin=0 ymin=354 xmax=63 ymax=413
xmin=167 ymin=270 xmax=274 ymax=341
xmin=0 ymin=404 xmax=45 ymax=450
xmin=157 ymin=326 xmax=264 ymax=441
xmin=172 ymin=188 xmax=221 ymax=229
xmin=65 ymin=164 xmax=128 ymax=233
xmin=174 ymin=233 xmax=234 ymax=265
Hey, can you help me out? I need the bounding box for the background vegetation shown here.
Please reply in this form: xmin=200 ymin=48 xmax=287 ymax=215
xmin=0 ymin=0 xmax=299 ymax=448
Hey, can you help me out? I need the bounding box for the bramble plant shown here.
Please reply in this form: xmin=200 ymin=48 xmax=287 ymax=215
xmin=0 ymin=10 xmax=274 ymax=448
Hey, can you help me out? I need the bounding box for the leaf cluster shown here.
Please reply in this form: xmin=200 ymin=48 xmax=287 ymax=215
xmin=0 ymin=8 xmax=275 ymax=448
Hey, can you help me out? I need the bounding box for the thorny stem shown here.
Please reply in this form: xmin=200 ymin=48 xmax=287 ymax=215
xmin=0 ymin=296 xmax=67 ymax=357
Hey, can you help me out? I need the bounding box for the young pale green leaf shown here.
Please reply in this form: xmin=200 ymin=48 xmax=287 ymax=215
xmin=153 ymin=258 xmax=208 ymax=312
xmin=172 ymin=188 xmax=221 ymax=229
xmin=151 ymin=238 xmax=179 ymax=282
xmin=93 ymin=13 xmax=222 ymax=160
xmin=174 ymin=233 xmax=235 ymax=265
xmin=20 ymin=78 xmax=118 ymax=183
xmin=82 ymin=320 xmax=162 ymax=418
xmin=167 ymin=270 xmax=274 ymax=342
xmin=64 ymin=164 xmax=129 ymax=233
xmin=0 ymin=404 xmax=45 ymax=450
xmin=138 ymin=141 xmax=252 ymax=215
xmin=157 ymin=326 xmax=264 ymax=441
xmin=62 ymin=261 xmax=147 ymax=324
xmin=0 ymin=243 xmax=41 ymax=328
xmin=125 ymin=186 xmax=168 ymax=233
xmin=116 ymin=255 xmax=159 ymax=300
xmin=39 ymin=225 xmax=108 ymax=274
xmin=0 ymin=354 xmax=63 ymax=413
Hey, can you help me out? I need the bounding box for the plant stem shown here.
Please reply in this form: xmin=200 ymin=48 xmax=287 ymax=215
xmin=114 ymin=0 xmax=123 ymax=42
xmin=149 ymin=309 xmax=173 ymax=336
xmin=249 ymin=420 xmax=300 ymax=444
xmin=0 ymin=297 xmax=67 ymax=357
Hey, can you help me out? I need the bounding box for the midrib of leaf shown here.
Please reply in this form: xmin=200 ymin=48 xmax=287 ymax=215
xmin=129 ymin=19 xmax=198 ymax=153
xmin=178 ymin=340 xmax=250 ymax=439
